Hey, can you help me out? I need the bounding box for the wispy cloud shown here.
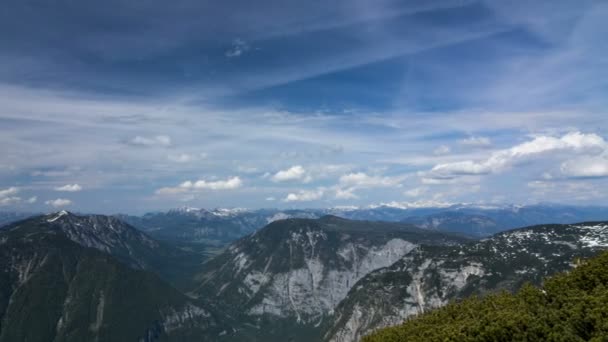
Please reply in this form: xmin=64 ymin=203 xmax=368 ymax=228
xmin=54 ymin=184 xmax=82 ymax=192
xmin=156 ymin=177 xmax=243 ymax=195
xmin=45 ymin=198 xmax=72 ymax=208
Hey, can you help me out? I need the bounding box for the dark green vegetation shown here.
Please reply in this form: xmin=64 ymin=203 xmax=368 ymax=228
xmin=0 ymin=213 xmax=227 ymax=342
xmin=364 ymin=250 xmax=608 ymax=342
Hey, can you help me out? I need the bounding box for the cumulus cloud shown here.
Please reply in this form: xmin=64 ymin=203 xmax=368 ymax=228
xmin=433 ymin=145 xmax=451 ymax=155
xmin=335 ymin=187 xmax=358 ymax=200
xmin=460 ymin=136 xmax=492 ymax=148
xmin=0 ymin=187 xmax=19 ymax=198
xmin=339 ymin=172 xmax=402 ymax=188
xmin=561 ymin=157 xmax=608 ymax=178
xmin=45 ymin=198 xmax=72 ymax=208
xmin=156 ymin=176 xmax=243 ymax=195
xmin=427 ymin=132 xmax=607 ymax=179
xmin=128 ymin=135 xmax=172 ymax=147
xmin=271 ymin=165 xmax=311 ymax=183
xmin=26 ymin=196 xmax=37 ymax=204
xmin=283 ymin=188 xmax=325 ymax=202
xmin=404 ymin=187 xmax=427 ymax=197
xmin=54 ymin=184 xmax=82 ymax=192
xmin=0 ymin=187 xmax=21 ymax=206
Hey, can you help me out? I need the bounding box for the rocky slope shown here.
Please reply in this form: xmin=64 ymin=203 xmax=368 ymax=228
xmin=194 ymin=216 xmax=469 ymax=341
xmin=3 ymin=211 xmax=206 ymax=290
xmin=0 ymin=215 xmax=229 ymax=342
xmin=323 ymin=222 xmax=608 ymax=342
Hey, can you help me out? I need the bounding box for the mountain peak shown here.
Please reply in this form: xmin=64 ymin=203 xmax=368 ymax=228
xmin=46 ymin=210 xmax=72 ymax=222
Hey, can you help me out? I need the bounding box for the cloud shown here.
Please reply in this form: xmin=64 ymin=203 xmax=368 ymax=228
xmin=26 ymin=196 xmax=37 ymax=204
xmin=225 ymin=38 xmax=250 ymax=58
xmin=433 ymin=145 xmax=451 ymax=155
xmin=128 ymin=135 xmax=172 ymax=147
xmin=45 ymin=198 xmax=72 ymax=208
xmin=54 ymin=184 xmax=82 ymax=192
xmin=335 ymin=187 xmax=358 ymax=200
xmin=427 ymin=132 xmax=607 ymax=178
xmin=265 ymin=196 xmax=276 ymax=201
xmin=156 ymin=176 xmax=243 ymax=195
xmin=283 ymin=188 xmax=325 ymax=202
xmin=404 ymin=187 xmax=427 ymax=197
xmin=370 ymin=200 xmax=455 ymax=209
xmin=271 ymin=165 xmax=311 ymax=183
xmin=0 ymin=187 xmax=21 ymax=206
xmin=338 ymin=172 xmax=402 ymax=188
xmin=167 ymin=153 xmax=193 ymax=163
xmin=460 ymin=136 xmax=492 ymax=148
xmin=561 ymin=157 xmax=608 ymax=178
xmin=0 ymin=187 xmax=19 ymax=198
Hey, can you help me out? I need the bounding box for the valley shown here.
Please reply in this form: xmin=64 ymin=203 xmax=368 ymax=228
xmin=1 ymin=209 xmax=607 ymax=341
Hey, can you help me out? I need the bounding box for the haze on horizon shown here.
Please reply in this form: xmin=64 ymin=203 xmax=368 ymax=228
xmin=0 ymin=0 xmax=607 ymax=214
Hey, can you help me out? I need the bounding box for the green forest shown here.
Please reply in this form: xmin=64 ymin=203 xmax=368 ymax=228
xmin=364 ymin=252 xmax=608 ymax=342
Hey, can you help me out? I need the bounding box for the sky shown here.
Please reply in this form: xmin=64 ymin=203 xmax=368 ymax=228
xmin=0 ymin=0 xmax=607 ymax=214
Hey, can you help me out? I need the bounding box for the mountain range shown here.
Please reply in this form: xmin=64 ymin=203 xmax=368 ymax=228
xmin=1 ymin=209 xmax=608 ymax=341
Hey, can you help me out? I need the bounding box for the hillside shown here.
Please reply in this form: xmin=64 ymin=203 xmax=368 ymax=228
xmin=0 ymin=217 xmax=228 ymax=341
xmin=2 ymin=211 xmax=206 ymax=290
xmin=363 ymin=249 xmax=608 ymax=342
xmin=194 ymin=216 xmax=469 ymax=341
xmin=323 ymin=222 xmax=608 ymax=342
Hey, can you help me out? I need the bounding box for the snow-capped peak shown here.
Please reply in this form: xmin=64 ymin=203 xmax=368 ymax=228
xmin=47 ymin=210 xmax=70 ymax=223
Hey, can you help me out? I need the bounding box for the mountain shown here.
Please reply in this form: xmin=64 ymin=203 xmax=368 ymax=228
xmin=323 ymin=221 xmax=608 ymax=342
xmin=3 ymin=211 xmax=206 ymax=290
xmin=0 ymin=213 xmax=229 ymax=341
xmin=364 ymin=250 xmax=608 ymax=342
xmin=0 ymin=211 xmax=36 ymax=228
xmin=401 ymin=204 xmax=608 ymax=237
xmin=120 ymin=205 xmax=608 ymax=250
xmin=117 ymin=208 xmax=326 ymax=256
xmin=193 ymin=216 xmax=469 ymax=341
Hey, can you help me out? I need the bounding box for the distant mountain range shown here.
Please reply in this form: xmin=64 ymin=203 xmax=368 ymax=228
xmin=114 ymin=204 xmax=608 ymax=248
xmin=2 ymin=209 xmax=608 ymax=341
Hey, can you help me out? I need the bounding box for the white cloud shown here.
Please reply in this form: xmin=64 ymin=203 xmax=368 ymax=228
xmin=561 ymin=157 xmax=608 ymax=178
xmin=54 ymin=184 xmax=82 ymax=192
xmin=283 ymin=188 xmax=325 ymax=202
xmin=338 ymin=172 xmax=402 ymax=188
xmin=0 ymin=187 xmax=21 ymax=206
xmin=335 ymin=187 xmax=358 ymax=200
xmin=167 ymin=153 xmax=193 ymax=163
xmin=370 ymin=200 xmax=455 ymax=209
xmin=45 ymin=198 xmax=72 ymax=208
xmin=128 ymin=135 xmax=172 ymax=147
xmin=156 ymin=176 xmax=243 ymax=195
xmin=460 ymin=136 xmax=492 ymax=148
xmin=0 ymin=187 xmax=19 ymax=198
xmin=427 ymin=132 xmax=607 ymax=178
xmin=404 ymin=187 xmax=427 ymax=197
xmin=265 ymin=196 xmax=276 ymax=201
xmin=271 ymin=165 xmax=311 ymax=183
xmin=0 ymin=187 xmax=38 ymax=206
xmin=433 ymin=145 xmax=451 ymax=155
xmin=225 ymin=38 xmax=250 ymax=58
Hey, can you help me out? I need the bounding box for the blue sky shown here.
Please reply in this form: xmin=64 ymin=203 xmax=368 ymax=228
xmin=0 ymin=0 xmax=607 ymax=214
